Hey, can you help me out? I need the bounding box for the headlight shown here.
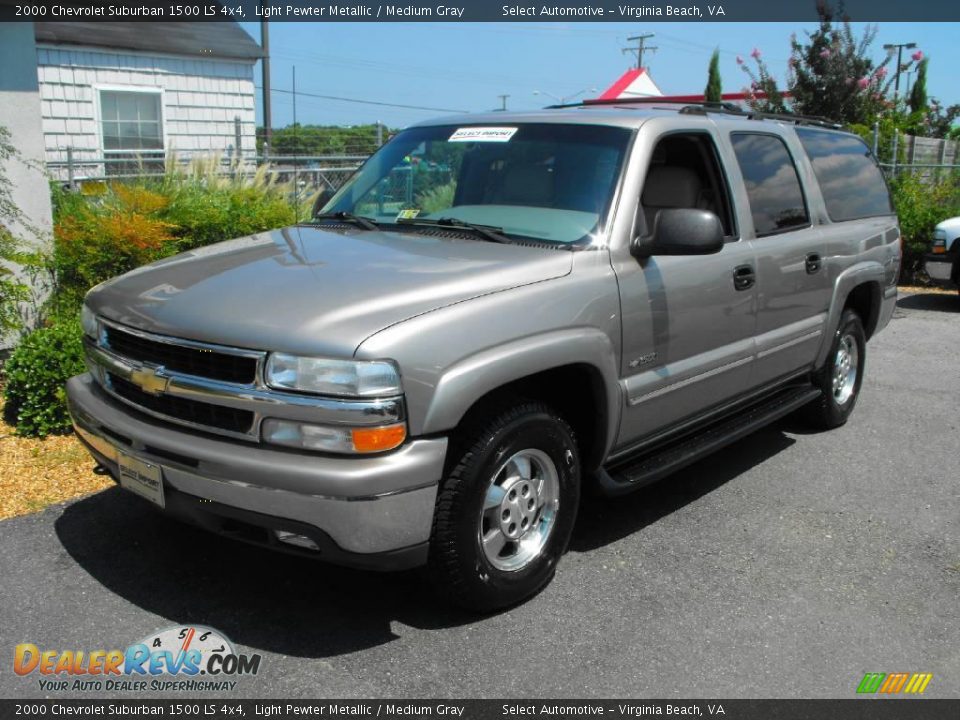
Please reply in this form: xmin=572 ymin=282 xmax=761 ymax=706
xmin=80 ymin=304 xmax=99 ymax=339
xmin=264 ymin=353 xmax=401 ymax=397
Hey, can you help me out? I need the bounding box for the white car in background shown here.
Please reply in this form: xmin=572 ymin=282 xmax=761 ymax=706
xmin=925 ymin=217 xmax=960 ymax=293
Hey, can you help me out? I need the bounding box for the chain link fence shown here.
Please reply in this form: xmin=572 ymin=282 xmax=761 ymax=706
xmin=46 ymin=149 xmax=368 ymax=197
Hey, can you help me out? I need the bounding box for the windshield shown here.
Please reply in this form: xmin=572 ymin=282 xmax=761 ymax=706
xmin=318 ymin=123 xmax=632 ymax=245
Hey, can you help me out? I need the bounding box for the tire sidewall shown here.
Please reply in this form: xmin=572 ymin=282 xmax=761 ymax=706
xmin=446 ymin=409 xmax=580 ymax=609
xmin=824 ymin=310 xmax=866 ymax=423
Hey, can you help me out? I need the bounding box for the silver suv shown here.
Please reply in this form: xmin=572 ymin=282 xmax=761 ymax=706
xmin=68 ymin=101 xmax=901 ymax=611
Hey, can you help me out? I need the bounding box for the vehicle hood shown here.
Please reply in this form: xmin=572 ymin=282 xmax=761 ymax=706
xmin=935 ymin=216 xmax=960 ymax=242
xmin=86 ymin=225 xmax=573 ymax=356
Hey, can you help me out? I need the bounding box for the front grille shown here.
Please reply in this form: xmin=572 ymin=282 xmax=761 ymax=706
xmin=108 ymin=373 xmax=255 ymax=435
xmin=104 ymin=326 xmax=257 ymax=384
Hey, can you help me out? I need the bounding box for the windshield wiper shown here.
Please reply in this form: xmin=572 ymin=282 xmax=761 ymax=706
xmin=397 ymin=217 xmax=510 ymax=244
xmin=313 ymin=211 xmax=379 ymax=231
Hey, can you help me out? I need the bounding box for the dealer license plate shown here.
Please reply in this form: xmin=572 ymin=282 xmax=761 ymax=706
xmin=117 ymin=452 xmax=165 ymax=508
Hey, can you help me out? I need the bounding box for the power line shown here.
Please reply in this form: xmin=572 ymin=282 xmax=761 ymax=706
xmin=256 ymin=86 xmax=469 ymax=114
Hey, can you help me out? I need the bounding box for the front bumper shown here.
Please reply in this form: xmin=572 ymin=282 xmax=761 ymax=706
xmin=924 ymin=253 xmax=956 ymax=285
xmin=66 ymin=374 xmax=447 ymax=570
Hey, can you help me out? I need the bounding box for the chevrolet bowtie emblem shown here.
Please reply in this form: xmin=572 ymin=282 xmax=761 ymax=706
xmin=128 ymin=365 xmax=170 ymax=396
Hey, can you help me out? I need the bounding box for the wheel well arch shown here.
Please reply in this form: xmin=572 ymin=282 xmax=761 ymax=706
xmin=451 ymin=363 xmax=609 ymax=474
xmin=843 ymin=281 xmax=882 ymax=340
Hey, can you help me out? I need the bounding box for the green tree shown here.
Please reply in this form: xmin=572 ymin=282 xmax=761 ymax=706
xmin=737 ymin=3 xmax=917 ymax=125
xmin=908 ymin=57 xmax=928 ymax=114
xmin=705 ymin=49 xmax=722 ymax=103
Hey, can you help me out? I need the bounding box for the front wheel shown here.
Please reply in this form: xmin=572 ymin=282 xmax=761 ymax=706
xmin=802 ymin=308 xmax=866 ymax=430
xmin=428 ymin=401 xmax=580 ymax=612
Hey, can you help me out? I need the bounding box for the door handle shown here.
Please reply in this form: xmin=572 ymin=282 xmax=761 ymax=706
xmin=733 ymin=264 xmax=755 ymax=291
xmin=805 ymin=252 xmax=822 ymax=274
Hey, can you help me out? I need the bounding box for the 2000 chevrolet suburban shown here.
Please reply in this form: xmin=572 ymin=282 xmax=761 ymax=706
xmin=67 ymin=101 xmax=901 ymax=611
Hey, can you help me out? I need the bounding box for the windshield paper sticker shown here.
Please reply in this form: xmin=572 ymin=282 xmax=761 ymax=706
xmin=396 ymin=208 xmax=420 ymax=220
xmin=449 ymin=127 xmax=518 ymax=143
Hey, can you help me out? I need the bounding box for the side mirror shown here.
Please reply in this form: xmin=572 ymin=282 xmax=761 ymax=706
xmin=631 ymin=208 xmax=725 ymax=258
xmin=311 ymin=188 xmax=336 ymax=218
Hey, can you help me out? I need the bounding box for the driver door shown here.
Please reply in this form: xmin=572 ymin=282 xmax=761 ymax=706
xmin=613 ymin=130 xmax=757 ymax=449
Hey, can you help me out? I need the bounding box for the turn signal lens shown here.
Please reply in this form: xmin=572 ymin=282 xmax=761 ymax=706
xmin=262 ymin=419 xmax=407 ymax=454
xmin=351 ymin=424 xmax=407 ymax=453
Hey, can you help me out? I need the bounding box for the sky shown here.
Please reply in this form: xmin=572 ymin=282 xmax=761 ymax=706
xmin=239 ymin=21 xmax=958 ymax=129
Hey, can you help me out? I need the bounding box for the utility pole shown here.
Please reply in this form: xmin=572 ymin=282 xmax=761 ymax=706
xmin=883 ymin=41 xmax=917 ymax=104
xmin=260 ymin=18 xmax=272 ymax=157
xmin=496 ymin=94 xmax=509 ymax=111
xmin=623 ymin=33 xmax=657 ymax=70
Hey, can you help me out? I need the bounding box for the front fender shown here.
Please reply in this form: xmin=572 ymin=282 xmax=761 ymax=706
xmin=355 ymin=252 xmax=624 ymax=461
xmin=422 ymin=328 xmax=622 ymax=456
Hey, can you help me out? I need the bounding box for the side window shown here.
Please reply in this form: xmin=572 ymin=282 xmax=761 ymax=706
xmin=640 ymin=133 xmax=736 ymax=238
xmin=795 ymin=128 xmax=893 ymax=221
xmin=730 ymin=133 xmax=809 ymax=237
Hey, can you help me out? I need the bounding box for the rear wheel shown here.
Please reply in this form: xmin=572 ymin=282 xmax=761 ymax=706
xmin=428 ymin=400 xmax=580 ymax=612
xmin=802 ymin=308 xmax=866 ymax=429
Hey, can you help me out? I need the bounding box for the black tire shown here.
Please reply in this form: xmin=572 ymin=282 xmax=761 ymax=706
xmin=428 ymin=400 xmax=580 ymax=612
xmin=802 ymin=308 xmax=866 ymax=430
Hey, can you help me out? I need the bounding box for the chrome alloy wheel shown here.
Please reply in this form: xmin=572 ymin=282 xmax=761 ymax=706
xmin=832 ymin=333 xmax=859 ymax=405
xmin=479 ymin=449 xmax=560 ymax=572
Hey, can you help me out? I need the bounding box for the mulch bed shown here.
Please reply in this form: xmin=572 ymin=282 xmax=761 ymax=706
xmin=0 ymin=397 xmax=111 ymax=520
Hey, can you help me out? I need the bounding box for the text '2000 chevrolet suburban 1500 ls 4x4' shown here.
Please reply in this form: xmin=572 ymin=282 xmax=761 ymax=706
xmin=67 ymin=100 xmax=901 ymax=611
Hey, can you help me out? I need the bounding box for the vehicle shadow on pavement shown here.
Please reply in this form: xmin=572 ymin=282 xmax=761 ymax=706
xmin=570 ymin=426 xmax=796 ymax=553
xmin=54 ymin=425 xmax=795 ymax=658
xmin=54 ymin=488 xmax=469 ymax=659
xmin=897 ymin=292 xmax=960 ymax=313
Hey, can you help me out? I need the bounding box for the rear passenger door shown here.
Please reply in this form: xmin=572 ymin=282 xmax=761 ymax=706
xmin=728 ymin=132 xmax=833 ymax=387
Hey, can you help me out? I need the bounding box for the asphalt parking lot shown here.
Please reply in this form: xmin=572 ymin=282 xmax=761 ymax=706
xmin=1 ymin=292 xmax=958 ymax=699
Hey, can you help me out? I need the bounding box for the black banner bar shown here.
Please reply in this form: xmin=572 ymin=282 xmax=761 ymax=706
xmin=1 ymin=700 xmax=958 ymax=720
xmin=2 ymin=0 xmax=960 ymax=22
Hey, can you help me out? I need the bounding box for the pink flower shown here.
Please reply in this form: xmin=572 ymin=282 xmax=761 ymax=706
xmin=874 ymin=66 xmax=888 ymax=79
xmin=857 ymin=77 xmax=870 ymax=89
xmin=819 ymin=49 xmax=831 ymax=59
xmin=750 ymin=47 xmax=762 ymax=60
xmin=736 ymin=55 xmax=744 ymax=65
xmin=911 ymin=50 xmax=923 ymax=62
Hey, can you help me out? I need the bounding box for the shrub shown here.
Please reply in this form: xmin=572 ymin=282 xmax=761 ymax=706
xmin=50 ymin=161 xmax=297 ymax=314
xmin=889 ymin=171 xmax=960 ymax=282
xmin=417 ymin=181 xmax=456 ymax=214
xmin=52 ymin=184 xmax=176 ymax=311
xmin=2 ymin=320 xmax=86 ymax=437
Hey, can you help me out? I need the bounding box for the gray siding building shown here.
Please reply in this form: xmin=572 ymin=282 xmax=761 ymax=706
xmin=33 ymin=22 xmax=263 ymax=179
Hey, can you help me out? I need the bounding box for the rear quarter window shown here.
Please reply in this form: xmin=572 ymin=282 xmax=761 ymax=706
xmin=795 ymin=128 xmax=893 ymax=222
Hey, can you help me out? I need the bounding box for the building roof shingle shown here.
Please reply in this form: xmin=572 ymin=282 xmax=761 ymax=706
xmin=34 ymin=21 xmax=263 ymax=61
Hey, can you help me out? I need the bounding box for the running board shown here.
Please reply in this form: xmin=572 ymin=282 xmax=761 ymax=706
xmin=596 ymin=385 xmax=822 ymax=497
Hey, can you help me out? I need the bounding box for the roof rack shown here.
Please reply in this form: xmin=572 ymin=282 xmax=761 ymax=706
xmin=571 ymin=96 xmax=843 ymax=129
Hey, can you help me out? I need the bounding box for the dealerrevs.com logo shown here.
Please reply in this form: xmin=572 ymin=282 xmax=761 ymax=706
xmin=14 ymin=625 xmax=262 ymax=693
